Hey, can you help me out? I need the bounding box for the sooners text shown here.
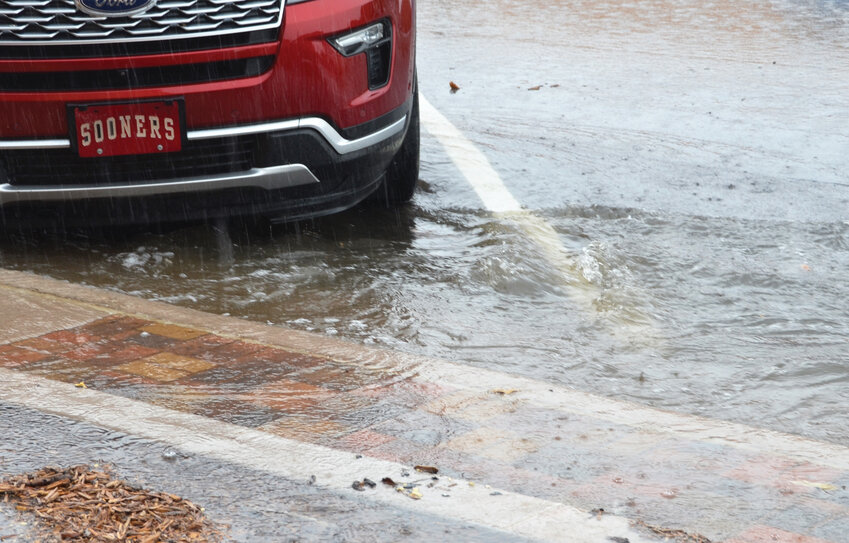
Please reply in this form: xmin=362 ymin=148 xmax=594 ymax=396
xmin=79 ymin=114 xmax=176 ymax=148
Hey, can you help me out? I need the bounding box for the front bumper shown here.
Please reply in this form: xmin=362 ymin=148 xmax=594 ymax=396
xmin=0 ymin=99 xmax=411 ymax=227
xmin=0 ymin=0 xmax=416 ymax=226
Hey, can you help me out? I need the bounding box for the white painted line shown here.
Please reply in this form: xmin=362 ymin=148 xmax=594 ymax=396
xmin=418 ymin=94 xmax=661 ymax=343
xmin=418 ymin=95 xmax=523 ymax=213
xmin=0 ymin=369 xmax=654 ymax=543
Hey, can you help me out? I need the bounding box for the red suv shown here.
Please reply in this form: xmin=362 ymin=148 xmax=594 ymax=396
xmin=0 ymin=0 xmax=418 ymax=226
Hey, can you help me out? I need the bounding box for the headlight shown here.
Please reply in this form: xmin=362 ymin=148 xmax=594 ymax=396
xmin=330 ymin=21 xmax=392 ymax=89
xmin=331 ymin=23 xmax=386 ymax=57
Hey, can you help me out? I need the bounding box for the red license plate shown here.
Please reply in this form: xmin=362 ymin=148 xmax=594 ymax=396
xmin=72 ymin=101 xmax=182 ymax=158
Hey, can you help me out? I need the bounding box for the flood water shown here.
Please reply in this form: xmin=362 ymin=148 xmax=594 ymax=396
xmin=1 ymin=0 xmax=848 ymax=446
xmin=2 ymin=203 xmax=847 ymax=445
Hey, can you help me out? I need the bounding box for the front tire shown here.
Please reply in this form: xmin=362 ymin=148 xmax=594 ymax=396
xmin=374 ymin=82 xmax=420 ymax=206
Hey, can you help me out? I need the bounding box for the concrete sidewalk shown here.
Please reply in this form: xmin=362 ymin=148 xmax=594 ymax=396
xmin=0 ymin=269 xmax=847 ymax=542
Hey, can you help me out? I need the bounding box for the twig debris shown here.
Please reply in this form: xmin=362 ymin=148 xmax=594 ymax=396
xmin=0 ymin=465 xmax=225 ymax=542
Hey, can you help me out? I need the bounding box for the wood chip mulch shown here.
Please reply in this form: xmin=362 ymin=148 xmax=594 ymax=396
xmin=0 ymin=465 xmax=226 ymax=542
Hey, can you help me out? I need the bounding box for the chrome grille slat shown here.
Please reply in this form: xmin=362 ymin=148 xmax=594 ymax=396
xmin=7 ymin=0 xmax=53 ymax=6
xmin=0 ymin=0 xmax=284 ymax=45
xmin=66 ymin=15 xmax=108 ymax=21
xmin=40 ymin=7 xmax=76 ymax=14
xmin=182 ymin=21 xmax=222 ymax=31
xmin=97 ymin=19 xmax=143 ymax=29
xmin=127 ymin=11 xmax=168 ymax=20
xmin=207 ymin=11 xmax=252 ymax=21
xmin=16 ymin=13 xmax=55 ymax=23
xmin=156 ymin=1 xmax=196 ymax=8
xmin=72 ymin=29 xmax=114 ymax=37
xmin=124 ymin=26 xmax=169 ymax=35
xmin=178 ymin=6 xmax=226 ymax=15
xmin=17 ymin=29 xmax=59 ymax=38
xmin=42 ymin=22 xmax=87 ymax=30
xmin=152 ymin=15 xmax=197 ymax=24
xmin=240 ymin=0 xmax=278 ymax=7
xmin=235 ymin=16 xmax=273 ymax=26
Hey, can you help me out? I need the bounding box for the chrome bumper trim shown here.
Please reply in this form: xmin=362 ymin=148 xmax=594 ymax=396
xmin=0 ymin=114 xmax=407 ymax=156
xmin=187 ymin=115 xmax=407 ymax=155
xmin=187 ymin=119 xmax=299 ymax=142
xmin=0 ymin=139 xmax=75 ymax=150
xmin=0 ymin=164 xmax=319 ymax=205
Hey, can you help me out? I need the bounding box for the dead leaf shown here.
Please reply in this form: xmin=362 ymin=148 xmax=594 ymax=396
xmin=449 ymin=81 xmax=460 ymax=93
xmin=791 ymin=480 xmax=838 ymax=491
xmin=381 ymin=477 xmax=396 ymax=487
xmin=492 ymin=388 xmax=517 ymax=395
xmin=414 ymin=465 xmax=438 ymax=474
xmin=528 ymin=85 xmax=542 ymax=91
xmin=75 ymin=382 xmax=87 ymax=389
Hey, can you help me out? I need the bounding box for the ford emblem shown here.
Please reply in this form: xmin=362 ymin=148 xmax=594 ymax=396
xmin=75 ymin=0 xmax=157 ymax=17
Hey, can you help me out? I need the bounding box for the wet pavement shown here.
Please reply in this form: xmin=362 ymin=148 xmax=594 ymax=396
xmin=1 ymin=0 xmax=848 ymax=448
xmin=1 ymin=402 xmax=527 ymax=543
xmin=2 ymin=270 xmax=849 ymax=542
xmin=2 ymin=0 xmax=849 ymax=539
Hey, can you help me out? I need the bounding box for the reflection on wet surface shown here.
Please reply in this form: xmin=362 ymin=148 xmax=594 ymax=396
xmin=0 ymin=203 xmax=847 ymax=449
xmin=0 ymin=314 xmax=420 ymax=434
xmin=3 ymin=313 xmax=848 ymax=540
